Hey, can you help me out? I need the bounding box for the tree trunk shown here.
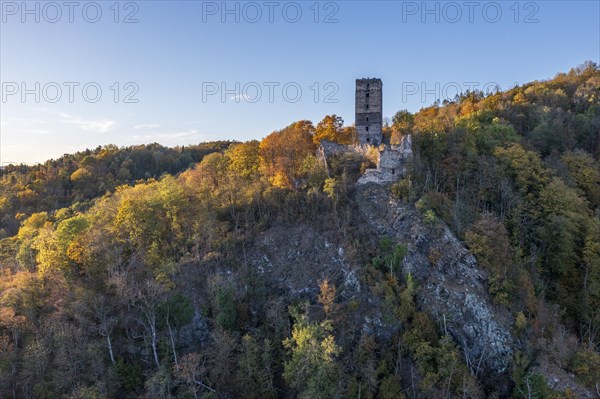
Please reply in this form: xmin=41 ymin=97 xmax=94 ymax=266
xmin=107 ymin=334 xmax=115 ymax=365
xmin=167 ymin=318 xmax=178 ymax=367
xmin=151 ymin=326 xmax=159 ymax=368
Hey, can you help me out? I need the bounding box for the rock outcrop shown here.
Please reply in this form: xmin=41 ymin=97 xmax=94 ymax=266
xmin=356 ymin=184 xmax=513 ymax=376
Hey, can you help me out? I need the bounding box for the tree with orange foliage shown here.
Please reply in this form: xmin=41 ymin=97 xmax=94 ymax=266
xmin=259 ymin=121 xmax=316 ymax=188
xmin=318 ymin=279 xmax=336 ymax=317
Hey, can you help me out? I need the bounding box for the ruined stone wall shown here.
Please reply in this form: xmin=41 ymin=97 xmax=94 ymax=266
xmin=318 ymin=141 xmax=373 ymax=161
xmin=378 ymin=149 xmax=403 ymax=179
xmin=357 ymin=135 xmax=413 ymax=185
xmin=317 ymin=140 xmax=351 ymax=170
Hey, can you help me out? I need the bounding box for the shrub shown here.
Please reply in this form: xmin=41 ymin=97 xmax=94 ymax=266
xmin=571 ymin=348 xmax=600 ymax=389
xmin=515 ymin=311 xmax=527 ymax=333
xmin=424 ymin=210 xmax=437 ymax=224
xmin=390 ymin=178 xmax=411 ymax=200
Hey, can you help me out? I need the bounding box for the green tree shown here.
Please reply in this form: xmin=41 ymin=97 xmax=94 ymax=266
xmin=216 ymin=287 xmax=237 ymax=331
xmin=582 ymin=216 xmax=600 ymax=344
xmin=283 ymin=304 xmax=340 ymax=399
xmin=235 ymin=334 xmax=276 ymax=399
xmin=158 ymin=294 xmax=194 ymax=366
xmin=391 ymin=110 xmax=414 ymax=145
xmin=561 ymin=150 xmax=600 ymax=210
xmin=465 ymin=214 xmax=517 ymax=306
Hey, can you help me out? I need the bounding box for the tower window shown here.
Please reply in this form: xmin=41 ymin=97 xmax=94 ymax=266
xmin=366 ymin=126 xmax=369 ymax=132
xmin=366 ymin=93 xmax=369 ymax=98
xmin=367 ymin=138 xmax=370 ymax=142
xmin=392 ymin=169 xmax=395 ymax=175
xmin=366 ymin=117 xmax=369 ymax=122
xmin=366 ymin=104 xmax=369 ymax=110
xmin=367 ymin=84 xmax=370 ymax=89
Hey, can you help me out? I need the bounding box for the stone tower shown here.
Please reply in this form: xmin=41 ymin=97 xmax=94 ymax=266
xmin=355 ymin=78 xmax=383 ymax=146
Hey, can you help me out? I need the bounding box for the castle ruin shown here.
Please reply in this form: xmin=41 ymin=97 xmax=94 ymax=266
xmin=318 ymin=78 xmax=413 ymax=185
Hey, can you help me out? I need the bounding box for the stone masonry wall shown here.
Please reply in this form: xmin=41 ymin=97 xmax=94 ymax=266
xmin=356 ymin=78 xmax=383 ymax=146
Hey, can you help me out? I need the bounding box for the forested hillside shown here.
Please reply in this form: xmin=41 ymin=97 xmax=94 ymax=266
xmin=0 ymin=142 xmax=234 ymax=237
xmin=0 ymin=62 xmax=599 ymax=399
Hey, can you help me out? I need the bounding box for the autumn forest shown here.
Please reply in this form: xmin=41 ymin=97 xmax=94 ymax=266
xmin=0 ymin=63 xmax=599 ymax=399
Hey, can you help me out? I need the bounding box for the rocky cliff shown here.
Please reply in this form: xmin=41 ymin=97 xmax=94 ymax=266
xmin=238 ymin=182 xmax=514 ymax=380
xmin=355 ymin=184 xmax=514 ymax=376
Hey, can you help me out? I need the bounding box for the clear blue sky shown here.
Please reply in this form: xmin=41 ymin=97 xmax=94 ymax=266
xmin=1 ymin=0 xmax=599 ymax=164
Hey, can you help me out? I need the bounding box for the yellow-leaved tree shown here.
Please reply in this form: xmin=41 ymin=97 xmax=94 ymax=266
xmin=260 ymin=121 xmax=316 ymax=188
xmin=313 ymin=115 xmax=355 ymax=144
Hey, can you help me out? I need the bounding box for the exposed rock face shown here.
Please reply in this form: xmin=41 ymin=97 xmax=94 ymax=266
xmin=240 ymin=182 xmax=513 ymax=377
xmin=178 ymin=312 xmax=211 ymax=351
xmin=356 ymin=184 xmax=513 ymax=375
xmin=244 ymin=223 xmax=403 ymax=340
xmin=247 ymin=225 xmax=349 ymax=295
xmin=235 ymin=179 xmax=513 ymax=381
